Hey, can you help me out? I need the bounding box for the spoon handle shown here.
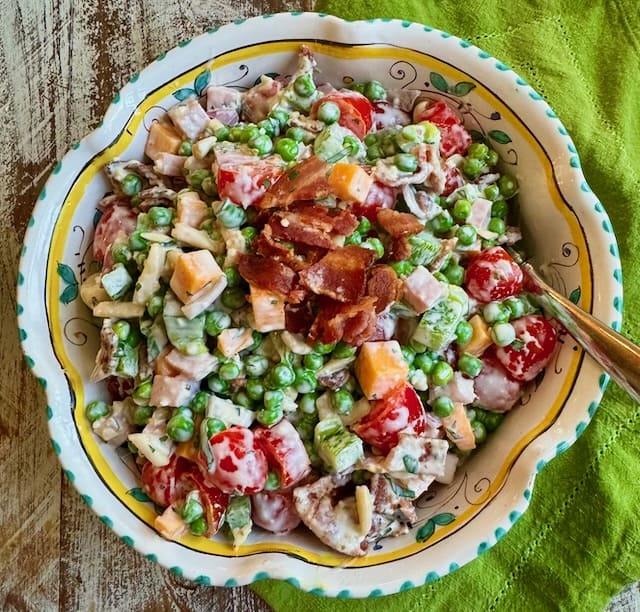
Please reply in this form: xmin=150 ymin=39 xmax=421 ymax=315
xmin=522 ymin=263 xmax=640 ymax=403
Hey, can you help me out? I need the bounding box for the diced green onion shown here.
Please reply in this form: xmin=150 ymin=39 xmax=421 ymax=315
xmin=189 ymin=516 xmax=207 ymax=536
xmin=182 ymin=497 xmax=204 ymax=523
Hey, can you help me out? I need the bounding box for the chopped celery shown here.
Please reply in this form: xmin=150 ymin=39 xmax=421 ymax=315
xmin=225 ymin=495 xmax=252 ymax=548
xmin=314 ymin=417 xmax=364 ymax=474
xmin=114 ymin=340 xmax=138 ymax=377
xmin=412 ymin=285 xmax=469 ymax=350
xmin=163 ymin=299 xmax=207 ymax=355
xmin=101 ymin=264 xmax=133 ymax=300
xmin=408 ymin=231 xmax=441 ymax=267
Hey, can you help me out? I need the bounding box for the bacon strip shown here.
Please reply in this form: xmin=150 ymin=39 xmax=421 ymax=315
xmin=388 ymin=235 xmax=412 ymax=262
xmin=367 ymin=265 xmax=403 ymax=313
xmin=377 ymin=208 xmax=423 ymax=238
xmin=299 ymin=245 xmax=375 ymax=303
xmin=237 ymin=254 xmax=297 ymax=298
xmin=309 ymin=296 xmax=377 ymax=346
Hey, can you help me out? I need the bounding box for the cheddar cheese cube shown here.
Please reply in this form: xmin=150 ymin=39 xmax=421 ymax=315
xmin=354 ymin=340 xmax=409 ymax=400
xmin=169 ymin=249 xmax=223 ymax=305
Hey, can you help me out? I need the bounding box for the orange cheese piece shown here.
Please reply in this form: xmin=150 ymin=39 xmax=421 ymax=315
xmin=441 ymin=402 xmax=476 ymax=452
xmin=464 ymin=314 xmax=493 ymax=357
xmin=354 ymin=340 xmax=409 ymax=400
xmin=145 ymin=121 xmax=182 ymax=161
xmin=328 ymin=162 xmax=374 ymax=203
xmin=170 ymin=250 xmax=223 ymax=305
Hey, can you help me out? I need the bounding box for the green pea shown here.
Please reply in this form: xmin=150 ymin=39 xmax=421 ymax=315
xmin=205 ymin=417 xmax=226 ymax=437
xmin=221 ymin=286 xmax=246 ymax=309
xmin=317 ymin=101 xmax=340 ymax=124
xmin=205 ymin=311 xmax=231 ymax=336
xmin=275 ymin=137 xmax=299 ymax=162
xmin=455 ymin=320 xmax=474 ymax=347
xmin=491 ymin=322 xmax=516 ymax=347
xmin=112 ymin=320 xmax=131 ymax=341
xmin=303 ymin=352 xmax=324 ymax=370
xmin=361 ymin=237 xmax=384 ymax=259
xmin=366 ymin=144 xmax=382 ymax=161
xmin=394 ymin=153 xmax=418 ymax=173
xmin=245 ymin=378 xmax=265 ymax=401
xmin=483 ymin=302 xmax=510 ymax=324
xmin=241 ymin=226 xmax=257 ymax=248
xmin=458 ymin=353 xmax=483 ymax=377
xmin=245 ymin=355 xmax=269 ymax=378
xmin=401 ymin=346 xmax=416 ymax=365
xmin=294 ymin=74 xmax=316 ymax=97
xmin=233 ymin=390 xmax=253 ymax=409
xmin=483 ymin=411 xmax=504 ymax=432
xmin=167 ymin=413 xmax=195 ymax=442
xmin=219 ymin=362 xmax=241 ymax=381
xmin=228 ymin=126 xmax=244 ymax=142
xmin=431 ymin=360 xmax=454 ymax=386
xmin=182 ymin=497 xmax=204 ymax=523
xmin=443 ymin=261 xmax=465 ymax=286
xmin=112 ymin=243 xmax=132 ymax=264
xmin=128 ymin=230 xmax=148 ymax=252
xmin=484 ymin=183 xmax=500 ymax=201
xmin=313 ymin=341 xmax=335 ymax=355
xmin=131 ymin=404 xmax=153 ymax=426
xmin=342 ymin=135 xmax=361 ymax=157
xmin=247 ymin=330 xmax=263 ymax=353
xmin=401 ymin=124 xmax=421 ymax=143
xmin=258 ymin=405 xmax=283 ymax=427
xmin=481 ymin=238 xmax=497 ymax=249
xmin=364 ymin=133 xmax=377 ymax=147
xmin=147 ymin=294 xmax=164 ymax=318
xmin=178 ymin=141 xmax=192 ymax=156
xmin=264 ymin=470 xmax=281 ymax=491
xmin=215 ymin=126 xmax=231 ymax=141
xmin=121 ymin=173 xmax=142 ymax=196
xmin=223 ymin=268 xmax=241 ymax=288
xmin=249 ymin=133 xmax=273 ymax=156
xmin=389 ymin=260 xmax=415 ymax=278
xmin=263 ymin=389 xmax=284 ymax=411
xmin=468 ymin=142 xmax=489 ymax=160
xmin=258 ymin=118 xmax=279 ymax=138
xmin=269 ymin=109 xmax=290 ymax=129
xmin=132 ymin=380 xmax=152 ymax=402
xmin=285 ymin=126 xmax=306 ymax=142
xmin=190 ymin=390 xmax=210 ymax=414
xmin=462 ymin=157 xmax=484 ymax=179
xmin=189 ymin=516 xmax=207 ymax=536
xmin=452 ymin=199 xmax=472 ymax=223
xmin=294 ymin=368 xmax=317 ymax=394
xmin=488 ymin=217 xmax=506 ymax=235
xmin=498 ymin=174 xmax=518 ymax=198
xmin=217 ymin=200 xmax=246 ymax=229
xmin=364 ymin=80 xmax=386 ymax=101
xmin=331 ymin=389 xmax=354 ymax=415
xmin=485 ymin=149 xmax=499 ymax=167
xmin=471 ymin=420 xmax=487 ymax=444
xmin=430 ymin=211 xmax=453 ymax=235
xmin=270 ymin=363 xmax=295 ymax=388
xmin=433 ymin=396 xmax=454 ymax=418
xmin=457 ymin=224 xmax=477 ymax=246
xmin=149 ymin=206 xmax=173 ymax=227
xmin=504 ymin=296 xmax=525 ymax=320
xmin=299 ymin=393 xmax=317 ymax=414
xmin=241 ymin=125 xmax=261 ymax=144
xmin=344 ymin=232 xmax=362 ymax=246
xmin=332 ymin=341 xmax=357 ymax=359
xmin=207 ymin=374 xmax=229 ymax=396
xmin=189 ymin=169 xmax=212 ymax=190
xmin=414 ymin=352 xmax=435 ymax=374
xmin=355 ymin=216 xmax=371 ymax=234
xmin=86 ymin=400 xmax=109 ymax=423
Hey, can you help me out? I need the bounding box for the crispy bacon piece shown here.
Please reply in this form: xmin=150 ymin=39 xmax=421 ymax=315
xmin=255 ymin=225 xmax=327 ymax=272
xmin=376 ymin=208 xmax=423 ymax=238
xmin=299 ymin=245 xmax=375 ymax=303
xmin=260 ymin=155 xmax=332 ymax=209
xmin=285 ymin=301 xmax=316 ymax=334
xmin=237 ymin=254 xmax=297 ymax=299
xmin=367 ymin=265 xmax=402 ymax=313
xmin=309 ymin=296 xmax=377 ymax=346
xmin=388 ymin=235 xmax=412 ymax=262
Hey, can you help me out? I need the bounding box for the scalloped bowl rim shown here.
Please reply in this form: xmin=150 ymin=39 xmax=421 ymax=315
xmin=17 ymin=12 xmax=622 ymax=598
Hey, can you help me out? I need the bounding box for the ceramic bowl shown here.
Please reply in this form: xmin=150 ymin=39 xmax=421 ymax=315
xmin=17 ymin=12 xmax=622 ymax=597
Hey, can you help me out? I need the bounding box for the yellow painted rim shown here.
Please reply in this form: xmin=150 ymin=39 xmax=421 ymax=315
xmin=46 ymin=40 xmax=590 ymax=568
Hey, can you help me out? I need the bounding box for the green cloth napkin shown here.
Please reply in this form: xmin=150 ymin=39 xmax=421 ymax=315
xmin=254 ymin=2 xmax=640 ymax=609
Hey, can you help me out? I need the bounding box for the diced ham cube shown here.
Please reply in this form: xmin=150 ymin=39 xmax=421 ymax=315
xmin=145 ymin=121 xmax=182 ymax=161
xmin=163 ymin=348 xmax=218 ymax=380
xmin=168 ymin=98 xmax=210 ymax=140
xmin=176 ymin=192 xmax=209 ymax=227
xmin=430 ymin=371 xmax=476 ymax=405
xmin=154 ymin=505 xmax=189 ymax=541
xmin=468 ymin=197 xmax=492 ymax=231
xmin=153 ymin=152 xmax=186 ymax=177
xmin=206 ymin=85 xmax=241 ymax=114
xmin=150 ymin=375 xmax=199 ymax=407
xmin=250 ymin=285 xmax=286 ymax=332
xmin=217 ymin=328 xmax=254 ymax=358
xmin=402 ymin=266 xmax=445 ymax=313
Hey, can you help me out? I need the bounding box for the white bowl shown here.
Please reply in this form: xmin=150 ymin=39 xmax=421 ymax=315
xmin=17 ymin=12 xmax=622 ymax=598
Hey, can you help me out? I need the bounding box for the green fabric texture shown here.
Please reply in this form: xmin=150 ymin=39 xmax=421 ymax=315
xmin=253 ymin=2 xmax=640 ymax=610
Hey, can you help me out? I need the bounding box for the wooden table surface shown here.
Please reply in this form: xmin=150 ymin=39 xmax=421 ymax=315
xmin=0 ymin=1 xmax=310 ymax=610
xmin=1 ymin=1 xmax=636 ymax=610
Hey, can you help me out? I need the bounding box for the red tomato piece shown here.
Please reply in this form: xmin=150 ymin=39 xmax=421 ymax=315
xmin=205 ymin=426 xmax=268 ymax=495
xmin=182 ymin=465 xmax=229 ymax=536
xmin=141 ymin=454 xmax=188 ymax=507
xmin=464 ymin=246 xmax=523 ymax=303
xmin=251 ymin=488 xmax=301 ymax=535
xmin=216 ymin=152 xmax=285 ymax=209
xmin=415 ymin=100 xmax=471 ymax=157
xmin=442 ymin=166 xmax=465 ymax=196
xmin=93 ymin=203 xmax=137 ymax=266
xmin=254 ymin=418 xmax=311 ymax=488
xmin=313 ymin=91 xmax=374 ymax=139
xmin=352 ymin=180 xmax=396 ymax=221
xmin=473 ymin=351 xmax=522 ymax=412
xmin=495 ymin=315 xmax=558 ymax=382
xmin=351 ymin=383 xmax=427 ymax=454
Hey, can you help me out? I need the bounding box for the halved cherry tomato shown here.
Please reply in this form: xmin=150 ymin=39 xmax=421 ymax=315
xmin=464 ymin=246 xmax=523 ymax=303
xmin=140 ymin=454 xmax=188 ymax=507
xmin=442 ymin=166 xmax=465 ymax=196
xmin=251 ymin=488 xmax=301 ymax=534
xmin=216 ymin=152 xmax=285 ymax=209
xmin=352 ymin=180 xmax=396 ymax=221
xmin=93 ymin=203 xmax=137 ymax=266
xmin=495 ymin=315 xmax=558 ymax=382
xmin=351 ymin=383 xmax=426 ymax=454
xmin=312 ymin=91 xmax=374 ymax=139
xmin=254 ymin=418 xmax=311 ymax=488
xmin=414 ymin=100 xmax=471 ymax=157
xmin=203 ymin=426 xmax=268 ymax=495
xmin=182 ymin=465 xmax=229 ymax=536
